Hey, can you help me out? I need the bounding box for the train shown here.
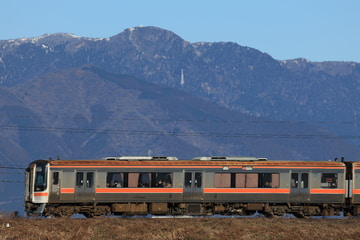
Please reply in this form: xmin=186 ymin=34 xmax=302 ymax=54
xmin=24 ymin=156 xmax=360 ymax=218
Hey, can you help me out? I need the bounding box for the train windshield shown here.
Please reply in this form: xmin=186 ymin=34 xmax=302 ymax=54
xmin=34 ymin=163 xmax=47 ymax=192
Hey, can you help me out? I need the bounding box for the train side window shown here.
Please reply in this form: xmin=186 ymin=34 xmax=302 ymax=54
xmin=195 ymin=172 xmax=202 ymax=188
xmin=214 ymin=173 xmax=231 ymax=188
xmin=234 ymin=173 xmax=258 ymax=188
xmin=106 ymin=172 xmax=124 ymax=187
xmin=272 ymin=173 xmax=280 ymax=188
xmin=245 ymin=173 xmax=258 ymax=188
xmin=138 ymin=173 xmax=151 ymax=187
xmin=53 ymin=172 xmax=59 ymax=185
xmin=258 ymin=173 xmax=279 ymax=188
xmin=128 ymin=173 xmax=139 ymax=188
xmin=154 ymin=173 xmax=173 ymax=188
xmin=291 ymin=173 xmax=298 ymax=188
xmin=259 ymin=173 xmax=271 ymax=188
xmin=235 ymin=173 xmax=245 ymax=188
xmin=76 ymin=172 xmax=84 ymax=187
xmin=321 ymin=173 xmax=338 ymax=188
xmin=301 ymin=173 xmax=308 ymax=188
xmin=86 ymin=172 xmax=94 ymax=188
xmin=184 ymin=172 xmax=192 ymax=187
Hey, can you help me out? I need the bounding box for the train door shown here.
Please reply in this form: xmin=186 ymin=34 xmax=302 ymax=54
xmin=50 ymin=171 xmax=60 ymax=201
xmin=290 ymin=172 xmax=310 ymax=202
xmin=74 ymin=171 xmax=95 ymax=202
xmin=183 ymin=171 xmax=203 ymax=201
xmin=25 ymin=168 xmax=32 ymax=203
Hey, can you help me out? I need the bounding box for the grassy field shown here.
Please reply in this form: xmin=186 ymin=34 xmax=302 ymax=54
xmin=1 ymin=216 xmax=360 ymax=240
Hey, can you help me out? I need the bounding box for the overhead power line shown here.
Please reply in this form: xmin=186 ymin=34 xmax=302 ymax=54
xmin=1 ymin=124 xmax=360 ymax=140
xmin=1 ymin=114 xmax=359 ymax=125
xmin=0 ymin=166 xmax=26 ymax=170
xmin=0 ymin=180 xmax=24 ymax=183
xmin=0 ymin=171 xmax=23 ymax=175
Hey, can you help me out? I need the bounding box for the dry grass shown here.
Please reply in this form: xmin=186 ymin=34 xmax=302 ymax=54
xmin=1 ymin=217 xmax=360 ymax=240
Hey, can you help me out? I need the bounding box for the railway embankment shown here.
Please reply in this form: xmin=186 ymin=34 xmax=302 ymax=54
xmin=1 ymin=217 xmax=360 ymax=239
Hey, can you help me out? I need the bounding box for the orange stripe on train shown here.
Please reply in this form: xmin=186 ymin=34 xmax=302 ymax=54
xmin=34 ymin=192 xmax=48 ymax=197
xmin=51 ymin=165 xmax=223 ymax=169
xmin=96 ymin=188 xmax=183 ymax=193
xmin=61 ymin=188 xmax=75 ymax=193
xmin=203 ymin=188 xmax=290 ymax=194
xmin=310 ymin=189 xmax=346 ymax=194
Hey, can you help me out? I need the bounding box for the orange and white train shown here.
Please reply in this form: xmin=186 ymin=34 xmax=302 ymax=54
xmin=24 ymin=156 xmax=360 ymax=217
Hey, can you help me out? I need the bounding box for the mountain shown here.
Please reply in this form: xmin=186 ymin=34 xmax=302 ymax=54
xmin=4 ymin=65 xmax=356 ymax=162
xmin=1 ymin=26 xmax=360 ymax=159
xmin=1 ymin=27 xmax=360 ymax=125
xmin=0 ymin=25 xmax=359 ymax=169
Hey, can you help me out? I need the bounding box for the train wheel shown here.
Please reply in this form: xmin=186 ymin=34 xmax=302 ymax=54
xmin=322 ymin=207 xmax=335 ymax=216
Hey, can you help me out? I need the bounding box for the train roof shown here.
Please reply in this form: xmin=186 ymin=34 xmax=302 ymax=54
xmin=31 ymin=156 xmax=347 ymax=168
xmin=351 ymin=162 xmax=360 ymax=167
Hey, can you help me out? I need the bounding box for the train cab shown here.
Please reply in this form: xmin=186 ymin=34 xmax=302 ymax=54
xmin=25 ymin=160 xmax=50 ymax=215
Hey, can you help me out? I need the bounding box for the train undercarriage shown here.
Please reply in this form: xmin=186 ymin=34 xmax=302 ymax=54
xmin=26 ymin=202 xmax=353 ymax=218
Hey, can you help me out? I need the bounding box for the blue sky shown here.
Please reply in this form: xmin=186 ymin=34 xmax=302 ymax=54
xmin=1 ymin=0 xmax=359 ymax=62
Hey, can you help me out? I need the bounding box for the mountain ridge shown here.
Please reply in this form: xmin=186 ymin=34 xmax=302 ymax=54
xmin=3 ymin=65 xmax=359 ymax=161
